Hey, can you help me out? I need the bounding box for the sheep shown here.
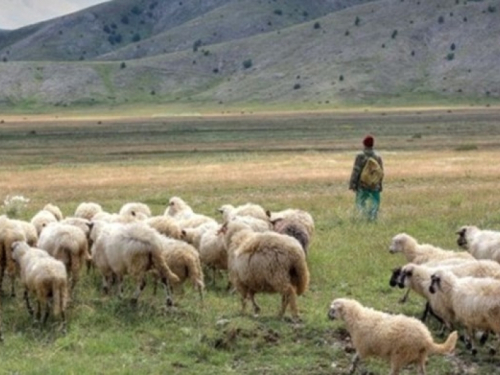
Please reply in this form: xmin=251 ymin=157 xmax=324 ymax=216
xmin=180 ymin=221 xmax=219 ymax=250
xmin=221 ymin=219 xmax=309 ymax=319
xmin=119 ymin=202 xmax=152 ymax=219
xmin=146 ymin=215 xmax=183 ymax=239
xmin=271 ymin=217 xmax=310 ymax=255
xmin=74 ymin=202 xmax=103 ymax=220
xmin=0 ymin=215 xmax=27 ymax=296
xmin=389 ymin=233 xmax=474 ymax=264
xmin=36 ymin=221 xmax=91 ymax=292
xmin=218 ymin=203 xmax=269 ymax=223
xmin=328 ymin=298 xmax=457 ymax=375
xmin=12 ymin=241 xmax=68 ymax=330
xmin=165 ymin=196 xmax=194 ymax=220
xmin=30 ymin=209 xmax=58 ymax=236
xmin=157 ymin=236 xmax=204 ymax=300
xmin=430 ymin=269 xmax=500 ymax=355
xmin=43 ymin=203 xmax=64 ymax=221
xmin=266 ymin=208 xmax=315 ymax=238
xmin=11 ymin=219 xmax=38 ymax=246
xmin=456 ymin=225 xmax=500 ymax=263
xmin=90 ymin=221 xmax=179 ymax=306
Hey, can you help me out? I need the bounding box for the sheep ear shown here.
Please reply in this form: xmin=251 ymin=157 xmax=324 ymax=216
xmin=181 ymin=229 xmax=186 ymax=236
xmin=266 ymin=210 xmax=271 ymax=218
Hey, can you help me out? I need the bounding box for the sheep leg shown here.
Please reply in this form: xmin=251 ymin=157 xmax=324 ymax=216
xmin=161 ymin=277 xmax=174 ymax=307
xmin=280 ymin=286 xmax=298 ymax=319
xmin=24 ymin=288 xmax=34 ymax=317
xmin=398 ymin=289 xmax=410 ymax=304
xmin=9 ymin=274 xmax=16 ymax=298
xmin=249 ymin=292 xmax=260 ymax=315
xmin=348 ymin=353 xmax=360 ymax=374
xmin=131 ymin=276 xmax=147 ymax=305
xmin=42 ymin=302 xmax=50 ymax=325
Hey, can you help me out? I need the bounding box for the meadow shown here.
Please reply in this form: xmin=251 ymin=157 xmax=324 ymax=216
xmin=1 ymin=107 xmax=500 ymax=374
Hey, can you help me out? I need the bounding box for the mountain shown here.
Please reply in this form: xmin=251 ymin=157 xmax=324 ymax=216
xmin=0 ymin=0 xmax=498 ymax=109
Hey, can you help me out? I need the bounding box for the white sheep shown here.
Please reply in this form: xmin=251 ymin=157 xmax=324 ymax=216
xmin=0 ymin=215 xmax=27 ymax=296
xmin=328 ymin=298 xmax=457 ymax=375
xmin=37 ymin=221 xmax=91 ymax=292
xmin=90 ymin=221 xmax=179 ymax=306
xmin=11 ymin=219 xmax=38 ymax=246
xmin=456 ymin=225 xmax=500 ymax=263
xmin=222 ymin=219 xmax=309 ymax=319
xmin=12 ymin=241 xmax=68 ymax=330
xmin=74 ymin=202 xmax=103 ymax=220
xmin=164 ymin=196 xmax=194 ymax=220
xmin=119 ymin=202 xmax=152 ymax=218
xmin=30 ymin=209 xmax=58 ymax=236
xmin=218 ymin=203 xmax=269 ymax=223
xmin=147 ymin=215 xmax=183 ymax=239
xmin=43 ymin=203 xmax=64 ymax=221
xmin=430 ymin=269 xmax=500 ymax=355
xmin=180 ymin=221 xmax=219 ymax=250
xmin=389 ymin=233 xmax=474 ymax=264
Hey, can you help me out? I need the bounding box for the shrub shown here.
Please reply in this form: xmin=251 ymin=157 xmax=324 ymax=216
xmin=131 ymin=6 xmax=142 ymax=15
xmin=450 ymin=43 xmax=456 ymax=51
xmin=446 ymin=52 xmax=455 ymax=61
xmin=314 ymin=22 xmax=321 ymax=29
xmin=438 ymin=15 xmax=444 ymax=23
xmin=488 ymin=5 xmax=496 ymax=12
xmin=274 ymin=9 xmax=283 ymax=16
xmin=339 ymin=75 xmax=344 ymax=81
xmin=121 ymin=15 xmax=129 ymax=24
xmin=391 ymin=30 xmax=398 ymax=39
xmin=355 ymin=16 xmax=360 ymax=26
xmin=193 ymin=39 xmax=202 ymax=52
xmin=242 ymin=59 xmax=253 ymax=69
xmin=293 ymin=83 xmax=301 ymax=90
xmin=132 ymin=33 xmax=141 ymax=42
xmin=120 ymin=62 xmax=126 ymax=69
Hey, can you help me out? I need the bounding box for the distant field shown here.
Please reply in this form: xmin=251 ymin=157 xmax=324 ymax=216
xmin=1 ymin=109 xmax=500 ymax=374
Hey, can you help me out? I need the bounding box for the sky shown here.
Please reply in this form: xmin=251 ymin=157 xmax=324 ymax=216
xmin=0 ymin=0 xmax=110 ymax=30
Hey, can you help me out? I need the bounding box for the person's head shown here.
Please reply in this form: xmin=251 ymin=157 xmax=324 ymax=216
xmin=363 ymin=135 xmax=374 ymax=148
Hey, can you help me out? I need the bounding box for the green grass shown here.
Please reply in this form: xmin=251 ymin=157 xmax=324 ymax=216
xmin=1 ymin=111 xmax=500 ymax=374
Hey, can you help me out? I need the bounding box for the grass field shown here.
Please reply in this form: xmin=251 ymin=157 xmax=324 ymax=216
xmin=1 ymin=108 xmax=500 ymax=374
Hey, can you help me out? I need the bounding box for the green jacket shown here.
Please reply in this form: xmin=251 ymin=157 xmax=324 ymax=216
xmin=349 ymin=147 xmax=384 ymax=191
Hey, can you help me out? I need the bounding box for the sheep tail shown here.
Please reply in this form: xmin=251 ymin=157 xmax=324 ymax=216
xmin=52 ymin=277 xmax=68 ymax=318
xmin=430 ymin=331 xmax=458 ymax=355
xmin=151 ymin=248 xmax=180 ymax=284
xmin=290 ymin=256 xmax=310 ymax=296
xmin=188 ymin=259 xmax=205 ymax=293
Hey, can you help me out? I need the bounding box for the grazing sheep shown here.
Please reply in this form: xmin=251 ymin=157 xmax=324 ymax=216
xmin=389 ymin=233 xmax=474 ymax=264
xmin=11 ymin=219 xmax=38 ymax=246
xmin=147 ymin=216 xmax=183 ymax=239
xmin=90 ymin=221 xmax=179 ymax=306
xmin=456 ymin=225 xmax=500 ymax=263
xmin=218 ymin=203 xmax=269 ymax=223
xmin=12 ymin=241 xmax=68 ymax=329
xmin=328 ymin=298 xmax=457 ymax=375
xmin=0 ymin=216 xmax=27 ymax=296
xmin=267 ymin=208 xmax=315 ymax=238
xmin=37 ymin=222 xmax=91 ymax=292
xmin=271 ymin=217 xmax=310 ymax=255
xmin=74 ymin=202 xmax=103 ymax=220
xmin=30 ymin=209 xmax=58 ymax=236
xmin=157 ymin=236 xmax=204 ymax=300
xmin=119 ymin=202 xmax=152 ymax=219
xmin=430 ymin=269 xmax=500 ymax=355
xmin=222 ymin=220 xmax=309 ymax=319
xmin=43 ymin=203 xmax=64 ymax=221
xmin=165 ymin=196 xmax=194 ymax=220
xmin=177 ymin=214 xmax=218 ymax=229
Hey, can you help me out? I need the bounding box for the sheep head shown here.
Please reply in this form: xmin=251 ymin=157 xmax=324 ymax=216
xmin=389 ymin=233 xmax=413 ymax=254
xmin=429 ymin=273 xmax=442 ymax=294
xmin=456 ymin=225 xmax=476 ymax=249
xmin=389 ymin=267 xmax=404 ymax=288
xmin=328 ymin=298 xmax=351 ymax=321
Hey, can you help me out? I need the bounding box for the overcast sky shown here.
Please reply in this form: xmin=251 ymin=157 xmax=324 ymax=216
xmin=0 ymin=0 xmax=110 ymax=30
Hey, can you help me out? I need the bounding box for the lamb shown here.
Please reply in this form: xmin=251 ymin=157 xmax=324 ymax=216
xmin=12 ymin=241 xmax=68 ymax=330
xmin=266 ymin=208 xmax=315 ymax=238
xmin=218 ymin=203 xmax=269 ymax=223
xmin=157 ymin=236 xmax=204 ymax=300
xmin=222 ymin=220 xmax=309 ymax=319
xmin=0 ymin=215 xmax=27 ymax=296
xmin=30 ymin=209 xmax=58 ymax=236
xmin=90 ymin=221 xmax=179 ymax=306
xmin=456 ymin=225 xmax=500 ymax=263
xmin=430 ymin=269 xmax=500 ymax=355
xmin=389 ymin=233 xmax=474 ymax=264
xmin=328 ymin=298 xmax=457 ymax=375
xmin=37 ymin=221 xmax=91 ymax=292
xmin=43 ymin=203 xmax=64 ymax=221
xmin=119 ymin=202 xmax=152 ymax=219
xmin=74 ymin=202 xmax=103 ymax=220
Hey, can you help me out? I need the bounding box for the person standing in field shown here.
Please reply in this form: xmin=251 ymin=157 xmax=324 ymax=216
xmin=349 ymin=135 xmax=384 ymax=221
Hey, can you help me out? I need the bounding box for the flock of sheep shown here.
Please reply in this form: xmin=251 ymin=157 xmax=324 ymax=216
xmin=328 ymin=227 xmax=500 ymax=374
xmin=3 ymin=195 xmax=500 ymax=374
xmin=0 ymin=198 xmax=314 ymax=341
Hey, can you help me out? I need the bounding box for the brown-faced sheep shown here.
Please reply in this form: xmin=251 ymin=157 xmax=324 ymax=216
xmin=456 ymin=225 xmax=500 ymax=263
xmin=37 ymin=222 xmax=91 ymax=292
xmin=218 ymin=203 xmax=269 ymax=223
xmin=222 ymin=220 xmax=309 ymax=319
xmin=0 ymin=216 xmax=27 ymax=296
xmin=430 ymin=269 xmax=500 ymax=355
xmin=328 ymin=298 xmax=457 ymax=375
xmin=30 ymin=209 xmax=58 ymax=236
xmin=271 ymin=217 xmax=310 ymax=255
xmin=90 ymin=221 xmax=179 ymax=306
xmin=74 ymin=202 xmax=103 ymax=220
xmin=157 ymin=236 xmax=204 ymax=300
xmin=12 ymin=241 xmax=68 ymax=330
xmin=389 ymin=233 xmax=474 ymax=264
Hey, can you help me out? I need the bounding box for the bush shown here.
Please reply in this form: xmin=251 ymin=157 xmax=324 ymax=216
xmin=132 ymin=33 xmax=141 ymax=42
xmin=391 ymin=30 xmax=398 ymax=39
xmin=355 ymin=16 xmax=360 ymax=26
xmin=446 ymin=52 xmax=455 ymax=61
xmin=314 ymin=22 xmax=321 ymax=29
xmin=293 ymin=83 xmax=301 ymax=90
xmin=120 ymin=62 xmax=126 ymax=69
xmin=438 ymin=15 xmax=444 ymax=23
xmin=242 ymin=59 xmax=253 ymax=69
xmin=450 ymin=43 xmax=456 ymax=51
xmin=274 ymin=9 xmax=283 ymax=16
xmin=131 ymin=6 xmax=142 ymax=15
xmin=121 ymin=15 xmax=129 ymax=25
xmin=193 ymin=39 xmax=202 ymax=52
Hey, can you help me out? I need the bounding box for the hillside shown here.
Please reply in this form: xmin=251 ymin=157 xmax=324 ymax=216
xmin=0 ymin=0 xmax=498 ymax=110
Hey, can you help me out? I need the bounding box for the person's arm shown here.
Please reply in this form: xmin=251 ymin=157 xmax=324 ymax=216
xmin=349 ymin=154 xmax=364 ymax=190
